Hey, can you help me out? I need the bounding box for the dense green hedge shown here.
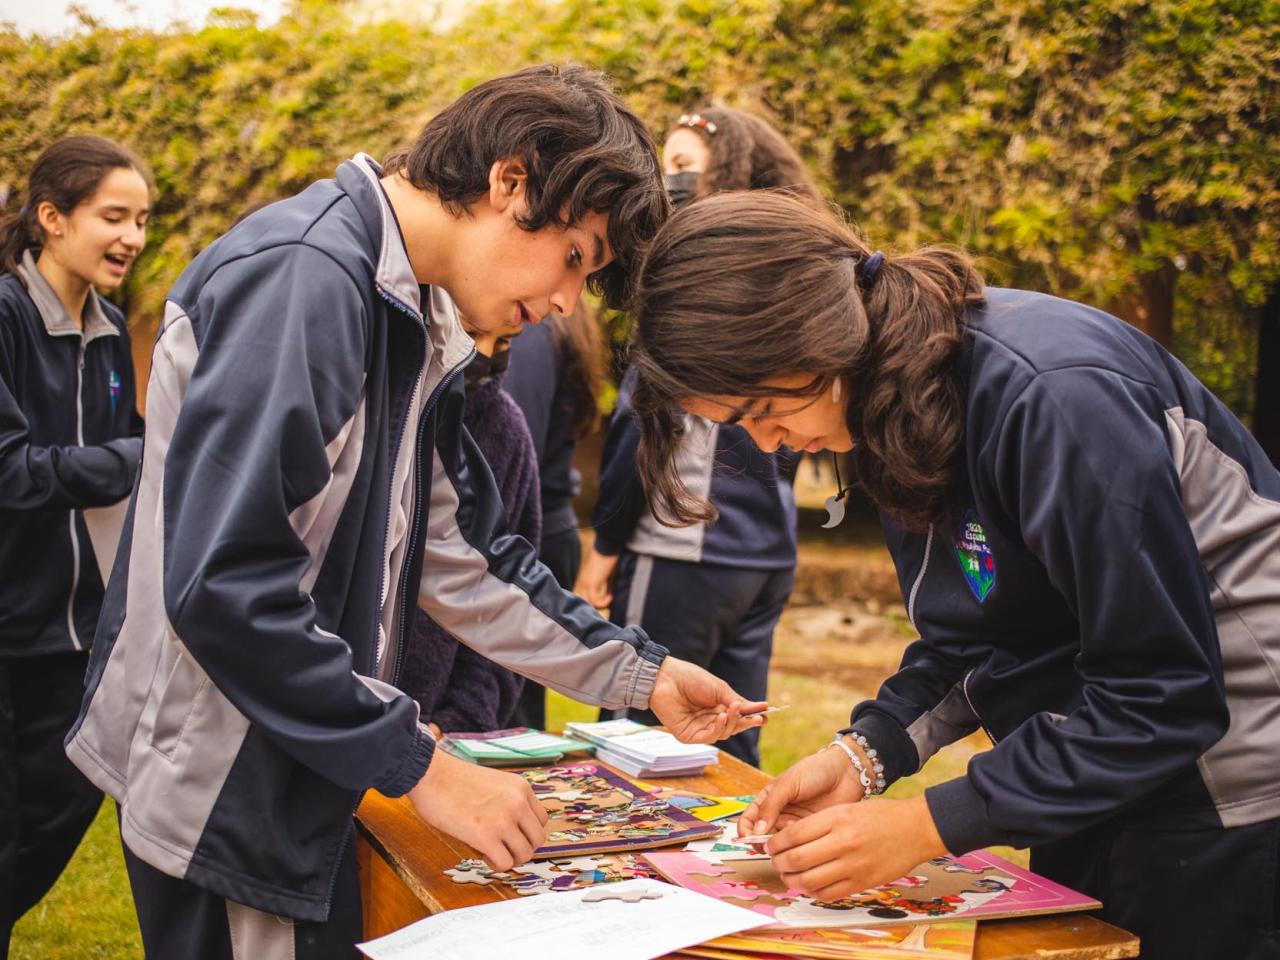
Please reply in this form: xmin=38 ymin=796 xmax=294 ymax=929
xmin=2 ymin=0 xmax=1276 ymax=416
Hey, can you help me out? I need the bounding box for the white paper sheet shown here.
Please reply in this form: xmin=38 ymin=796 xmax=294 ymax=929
xmin=83 ymin=498 xmax=129 ymax=584
xmin=356 ymin=878 xmax=769 ymax=960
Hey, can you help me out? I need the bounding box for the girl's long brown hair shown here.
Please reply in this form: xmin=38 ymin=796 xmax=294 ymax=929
xmin=629 ymin=191 xmax=984 ymax=532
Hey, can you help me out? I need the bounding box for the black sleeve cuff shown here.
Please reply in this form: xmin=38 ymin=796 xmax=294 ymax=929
xmin=376 ymin=723 xmax=437 ymax=798
xmin=843 ymin=708 xmax=920 ymax=788
xmin=925 ymin=776 xmax=1012 ymax=855
xmin=591 ymin=537 xmax=624 ymax=557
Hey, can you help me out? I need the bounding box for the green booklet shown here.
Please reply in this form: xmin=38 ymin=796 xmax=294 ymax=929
xmin=439 ymin=727 xmax=596 ymax=767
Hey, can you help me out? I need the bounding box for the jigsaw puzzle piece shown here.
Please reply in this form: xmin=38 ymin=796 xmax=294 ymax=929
xmin=683 ymin=862 xmax=733 ymax=878
xmin=444 ymin=867 xmax=494 ymax=885
xmin=511 ymin=861 xmax=561 ymax=880
xmin=551 ymin=855 xmax=606 ymax=873
xmin=581 ymin=886 xmax=665 ymax=903
xmin=512 ymin=878 xmax=554 ymax=896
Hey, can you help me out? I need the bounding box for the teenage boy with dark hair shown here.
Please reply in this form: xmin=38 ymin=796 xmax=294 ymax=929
xmin=65 ymin=64 xmax=764 ymax=958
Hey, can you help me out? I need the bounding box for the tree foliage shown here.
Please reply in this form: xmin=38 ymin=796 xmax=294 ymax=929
xmin=1 ymin=0 xmax=1275 ymax=415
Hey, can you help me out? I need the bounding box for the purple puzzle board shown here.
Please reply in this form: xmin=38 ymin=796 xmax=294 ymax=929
xmin=642 ymin=848 xmax=1100 ymax=929
xmin=523 ymin=763 xmax=720 ymax=859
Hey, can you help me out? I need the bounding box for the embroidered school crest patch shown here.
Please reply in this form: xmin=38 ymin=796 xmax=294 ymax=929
xmin=108 ymin=370 xmax=121 ymax=414
xmin=953 ymin=510 xmax=996 ymax=603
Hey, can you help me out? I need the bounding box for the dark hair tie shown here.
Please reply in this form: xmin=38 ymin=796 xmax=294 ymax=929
xmin=17 ymin=203 xmax=30 ymax=219
xmin=861 ymin=251 xmax=884 ymax=286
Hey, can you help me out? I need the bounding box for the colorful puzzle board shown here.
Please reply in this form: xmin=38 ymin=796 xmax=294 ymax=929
xmin=681 ymin=920 xmax=977 ymax=959
xmin=443 ymin=853 xmax=661 ymax=896
xmin=633 ymin=781 xmax=753 ymax=822
xmin=524 ymin=763 xmax=720 ymax=859
xmin=642 ymin=849 xmax=1099 ymax=929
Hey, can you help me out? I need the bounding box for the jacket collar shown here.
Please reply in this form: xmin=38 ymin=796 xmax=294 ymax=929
xmin=339 ymin=153 xmax=474 ymax=375
xmin=342 ymin=154 xmax=424 ymax=320
xmin=17 ymin=249 xmax=119 ymax=343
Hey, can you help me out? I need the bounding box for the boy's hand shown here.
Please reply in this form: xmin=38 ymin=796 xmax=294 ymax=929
xmin=766 ymin=795 xmax=947 ymax=902
xmin=648 ymin=657 xmax=768 ymax=743
xmin=738 ymin=738 xmax=867 ymax=836
xmin=407 ymin=750 xmax=549 ymax=872
xmin=575 ymin=548 xmax=619 ymax=610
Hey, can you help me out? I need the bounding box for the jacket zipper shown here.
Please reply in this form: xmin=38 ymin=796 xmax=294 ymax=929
xmin=327 ymin=290 xmax=424 ymax=915
xmin=389 ymin=355 xmax=470 ymax=690
xmin=906 ymin=524 xmax=934 ymax=633
xmin=371 ymin=288 xmax=434 ymax=680
xmin=326 ymin=291 xmax=469 ymax=914
xmin=66 ymin=339 xmax=87 ymax=650
xmin=962 ymin=668 xmax=997 ymax=744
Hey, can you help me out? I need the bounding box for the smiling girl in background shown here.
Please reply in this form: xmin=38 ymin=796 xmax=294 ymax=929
xmin=0 ymin=135 xmax=149 ymax=952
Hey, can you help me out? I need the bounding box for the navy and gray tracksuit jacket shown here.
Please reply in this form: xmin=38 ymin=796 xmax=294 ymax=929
xmin=846 ymin=288 xmax=1280 ymax=855
xmin=66 ymin=155 xmax=666 ymax=921
xmin=0 ymin=251 xmax=143 ymax=657
xmin=591 ymin=369 xmax=797 ymax=567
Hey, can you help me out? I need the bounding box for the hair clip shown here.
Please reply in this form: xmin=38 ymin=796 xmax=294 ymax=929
xmin=677 ymin=113 xmax=718 ymax=135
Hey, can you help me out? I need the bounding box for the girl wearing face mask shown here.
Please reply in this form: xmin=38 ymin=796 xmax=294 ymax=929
xmin=399 ymin=316 xmax=539 ymax=736
xmin=628 ymin=190 xmax=1280 ymax=960
xmin=0 ymin=135 xmax=149 ymax=951
xmin=577 ymin=108 xmax=824 ymax=767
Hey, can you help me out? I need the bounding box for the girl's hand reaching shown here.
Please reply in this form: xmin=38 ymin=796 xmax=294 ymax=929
xmin=767 ymin=795 xmax=948 ymax=902
xmin=737 ymin=737 xmax=867 ymax=837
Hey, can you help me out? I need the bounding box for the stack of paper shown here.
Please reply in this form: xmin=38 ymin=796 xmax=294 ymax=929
xmin=357 ymin=878 xmax=770 ymax=960
xmin=439 ymin=727 xmax=594 ymax=766
xmin=565 ymin=720 xmax=719 ymax=776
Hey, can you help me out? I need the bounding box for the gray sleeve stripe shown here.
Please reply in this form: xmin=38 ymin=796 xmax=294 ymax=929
xmin=418 ymin=447 xmax=656 ymax=710
xmin=905 ymin=680 xmax=981 ymax=767
xmin=290 ymin=389 xmax=366 ymax=596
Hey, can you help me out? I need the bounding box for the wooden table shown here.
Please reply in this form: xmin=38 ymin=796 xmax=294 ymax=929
xmin=356 ymin=752 xmax=1139 ymax=959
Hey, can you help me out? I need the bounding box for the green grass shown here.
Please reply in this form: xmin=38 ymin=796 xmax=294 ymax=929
xmin=11 ymin=801 xmax=141 ymax=959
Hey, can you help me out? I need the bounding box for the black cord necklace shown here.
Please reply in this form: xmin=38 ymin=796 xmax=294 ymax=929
xmin=822 ymin=452 xmax=856 ymax=529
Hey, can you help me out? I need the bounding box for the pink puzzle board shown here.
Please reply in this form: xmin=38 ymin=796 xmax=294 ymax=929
xmin=642 ymin=848 xmax=1099 ymax=929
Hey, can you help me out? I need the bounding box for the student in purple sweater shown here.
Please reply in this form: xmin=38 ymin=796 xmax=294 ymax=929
xmin=400 ymin=311 xmax=539 ymax=734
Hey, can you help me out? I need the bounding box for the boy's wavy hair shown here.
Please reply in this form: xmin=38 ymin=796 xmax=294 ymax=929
xmin=384 ymin=63 xmax=668 ymax=311
xmin=629 ymin=191 xmax=985 ymax=532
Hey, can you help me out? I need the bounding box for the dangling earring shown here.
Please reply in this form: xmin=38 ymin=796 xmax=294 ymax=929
xmin=821 ymin=452 xmax=856 ymax=529
xmin=832 ymin=378 xmax=842 ymax=403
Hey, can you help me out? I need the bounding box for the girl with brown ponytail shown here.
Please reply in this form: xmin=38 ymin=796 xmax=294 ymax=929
xmin=0 ymin=135 xmax=149 ymax=952
xmin=630 ymin=190 xmax=1280 ymax=958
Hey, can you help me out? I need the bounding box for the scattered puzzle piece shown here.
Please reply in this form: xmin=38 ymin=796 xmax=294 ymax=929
xmin=581 ymin=886 xmax=665 ymax=903
xmin=511 ymin=861 xmax=562 ymax=880
xmin=512 ymin=878 xmax=553 ymax=896
xmin=444 ymin=867 xmax=493 ymax=885
xmin=684 ymin=863 xmax=733 ymax=878
xmin=705 ymin=880 xmax=773 ymax=902
xmin=551 ymin=856 xmax=606 ymax=873
xmin=545 ymin=789 xmax=590 ymax=802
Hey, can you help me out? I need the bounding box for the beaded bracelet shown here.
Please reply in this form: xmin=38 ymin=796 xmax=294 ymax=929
xmin=828 ymin=732 xmax=886 ymax=799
